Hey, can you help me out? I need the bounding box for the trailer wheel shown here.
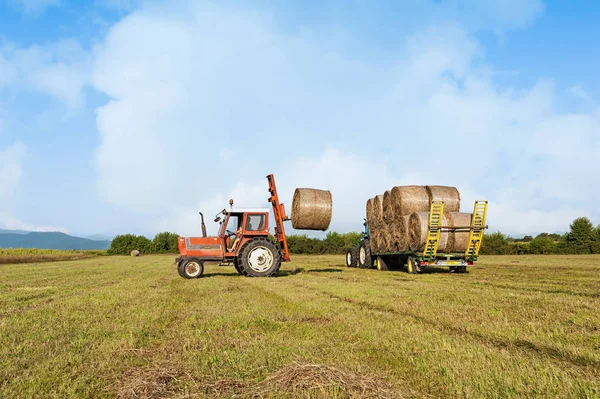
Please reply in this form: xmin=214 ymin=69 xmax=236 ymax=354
xmin=179 ymin=258 xmax=204 ymax=279
xmin=237 ymin=238 xmax=281 ymax=277
xmin=376 ymin=256 xmax=389 ymax=271
xmin=358 ymin=239 xmax=372 ymax=269
xmin=457 ymin=265 xmax=467 ymax=273
xmin=346 ymin=247 xmax=358 ymax=267
xmin=406 ymin=257 xmax=422 ymax=274
xmin=449 ymin=266 xmax=457 ymax=272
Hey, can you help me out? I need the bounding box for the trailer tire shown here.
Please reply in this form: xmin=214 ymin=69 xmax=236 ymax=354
xmin=457 ymin=265 xmax=467 ymax=273
xmin=179 ymin=258 xmax=204 ymax=279
xmin=237 ymin=238 xmax=281 ymax=277
xmin=406 ymin=257 xmax=422 ymax=274
xmin=346 ymin=247 xmax=358 ymax=267
xmin=376 ymin=256 xmax=389 ymax=271
xmin=358 ymin=239 xmax=372 ymax=269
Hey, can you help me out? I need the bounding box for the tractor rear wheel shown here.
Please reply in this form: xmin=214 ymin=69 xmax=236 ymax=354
xmin=358 ymin=239 xmax=372 ymax=269
xmin=346 ymin=247 xmax=358 ymax=267
xmin=233 ymin=258 xmax=243 ymax=275
xmin=179 ymin=258 xmax=204 ymax=279
xmin=237 ymin=238 xmax=281 ymax=277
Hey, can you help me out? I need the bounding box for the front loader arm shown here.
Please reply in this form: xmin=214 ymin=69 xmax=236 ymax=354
xmin=266 ymin=174 xmax=291 ymax=262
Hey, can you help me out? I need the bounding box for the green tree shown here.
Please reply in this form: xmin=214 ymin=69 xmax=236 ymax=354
xmin=529 ymin=233 xmax=556 ymax=254
xmin=109 ymin=234 xmax=153 ymax=255
xmin=480 ymin=232 xmax=511 ymax=255
xmin=153 ymin=232 xmax=180 ymax=253
xmin=522 ymin=235 xmax=533 ymax=242
xmin=567 ymin=217 xmax=595 ymax=254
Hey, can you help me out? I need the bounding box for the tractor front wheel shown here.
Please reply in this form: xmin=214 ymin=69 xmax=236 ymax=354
xmin=178 ymin=258 xmax=204 ymax=279
xmin=237 ymin=238 xmax=282 ymax=277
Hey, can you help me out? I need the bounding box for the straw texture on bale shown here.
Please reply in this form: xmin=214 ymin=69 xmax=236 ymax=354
xmin=408 ymin=212 xmax=450 ymax=252
xmin=291 ymin=188 xmax=332 ymax=231
xmin=366 ymin=198 xmax=374 ymax=227
xmin=130 ymin=250 xmax=140 ymax=257
xmin=426 ymin=186 xmax=461 ymax=213
xmin=382 ymin=191 xmax=394 ymax=223
xmin=372 ymin=195 xmax=384 ymax=226
xmin=390 ymin=186 xmax=430 ymax=217
xmin=447 ymin=212 xmax=473 ymax=252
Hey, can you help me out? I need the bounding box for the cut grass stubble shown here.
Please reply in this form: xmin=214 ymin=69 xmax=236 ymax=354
xmin=0 ymin=254 xmax=599 ymax=398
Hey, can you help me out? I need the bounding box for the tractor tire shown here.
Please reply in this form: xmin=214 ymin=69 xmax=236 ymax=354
xmin=358 ymin=239 xmax=372 ymax=269
xmin=346 ymin=247 xmax=358 ymax=267
xmin=178 ymin=258 xmax=204 ymax=279
xmin=233 ymin=259 xmax=243 ymax=275
xmin=237 ymin=238 xmax=281 ymax=277
xmin=406 ymin=257 xmax=422 ymax=274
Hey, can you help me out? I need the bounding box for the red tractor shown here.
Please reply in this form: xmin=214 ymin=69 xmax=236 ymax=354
xmin=176 ymin=174 xmax=291 ymax=278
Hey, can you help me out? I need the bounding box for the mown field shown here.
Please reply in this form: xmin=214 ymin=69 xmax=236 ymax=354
xmin=1 ymin=254 xmax=599 ymax=398
xmin=0 ymin=248 xmax=106 ymax=265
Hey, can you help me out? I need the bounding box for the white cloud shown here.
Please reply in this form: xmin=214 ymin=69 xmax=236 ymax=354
xmin=0 ymin=40 xmax=90 ymax=108
xmin=7 ymin=0 xmax=62 ymax=15
xmin=90 ymin=2 xmax=598 ymax=237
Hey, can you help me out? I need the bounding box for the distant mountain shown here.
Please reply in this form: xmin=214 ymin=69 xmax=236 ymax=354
xmin=0 ymin=229 xmax=30 ymax=235
xmin=0 ymin=231 xmax=111 ymax=250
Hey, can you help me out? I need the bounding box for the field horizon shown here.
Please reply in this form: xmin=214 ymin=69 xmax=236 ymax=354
xmin=1 ymin=254 xmax=599 ymax=398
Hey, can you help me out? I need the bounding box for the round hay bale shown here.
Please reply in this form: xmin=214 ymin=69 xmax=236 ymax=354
xmin=365 ymin=198 xmax=378 ymax=228
xmin=382 ymin=190 xmax=394 ymax=223
xmin=426 ymin=186 xmax=461 ymax=212
xmin=447 ymin=212 xmax=473 ymax=252
xmin=408 ymin=212 xmax=451 ymax=252
xmin=370 ymin=228 xmax=381 ymax=253
xmin=379 ymin=225 xmax=394 ymax=253
xmin=372 ymin=195 xmax=384 ymax=226
xmin=130 ymin=250 xmax=140 ymax=257
xmin=396 ymin=215 xmax=410 ymax=252
xmin=390 ymin=186 xmax=430 ymax=217
xmin=291 ymin=188 xmax=332 ymax=231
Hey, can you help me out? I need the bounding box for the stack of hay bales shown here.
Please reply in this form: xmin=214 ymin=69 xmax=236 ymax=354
xmin=366 ymin=185 xmax=473 ymax=253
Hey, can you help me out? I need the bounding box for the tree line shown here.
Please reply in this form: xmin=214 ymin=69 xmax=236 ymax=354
xmin=109 ymin=217 xmax=600 ymax=256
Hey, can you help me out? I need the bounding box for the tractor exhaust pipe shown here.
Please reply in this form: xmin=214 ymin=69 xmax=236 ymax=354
xmin=199 ymin=212 xmax=207 ymax=237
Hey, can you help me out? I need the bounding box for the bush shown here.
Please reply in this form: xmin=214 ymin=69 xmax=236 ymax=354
xmin=153 ymin=232 xmax=180 ymax=253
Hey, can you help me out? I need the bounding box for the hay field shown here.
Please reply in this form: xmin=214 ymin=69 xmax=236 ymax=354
xmin=1 ymin=254 xmax=599 ymax=398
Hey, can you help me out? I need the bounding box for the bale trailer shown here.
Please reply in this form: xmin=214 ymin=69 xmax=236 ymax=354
xmin=346 ymin=200 xmax=488 ymax=273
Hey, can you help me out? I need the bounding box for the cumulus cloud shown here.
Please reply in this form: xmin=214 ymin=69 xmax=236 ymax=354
xmin=91 ymin=1 xmax=598 ymax=237
xmin=0 ymin=40 xmax=90 ymax=108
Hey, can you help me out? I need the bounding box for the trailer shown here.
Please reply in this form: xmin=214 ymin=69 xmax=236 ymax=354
xmin=346 ymin=200 xmax=488 ymax=273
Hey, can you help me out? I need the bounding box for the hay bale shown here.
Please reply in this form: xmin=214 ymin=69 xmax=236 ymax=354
xmin=130 ymin=250 xmax=140 ymax=257
xmin=372 ymin=195 xmax=384 ymax=226
xmin=396 ymin=215 xmax=410 ymax=252
xmin=366 ymin=198 xmax=377 ymax=228
xmin=382 ymin=190 xmax=394 ymax=223
xmin=408 ymin=212 xmax=451 ymax=252
xmin=390 ymin=186 xmax=430 ymax=217
xmin=426 ymin=185 xmax=461 ymax=212
xmin=291 ymin=188 xmax=332 ymax=231
xmin=447 ymin=212 xmax=473 ymax=252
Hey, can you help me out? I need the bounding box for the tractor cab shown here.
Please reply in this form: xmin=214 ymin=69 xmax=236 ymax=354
xmin=216 ymin=208 xmax=270 ymax=254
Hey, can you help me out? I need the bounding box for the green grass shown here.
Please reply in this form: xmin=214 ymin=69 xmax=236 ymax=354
xmin=1 ymin=254 xmax=599 ymax=398
xmin=0 ymin=248 xmax=107 ymax=265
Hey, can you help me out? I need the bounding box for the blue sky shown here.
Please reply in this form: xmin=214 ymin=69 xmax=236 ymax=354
xmin=0 ymin=0 xmax=598 ymax=238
